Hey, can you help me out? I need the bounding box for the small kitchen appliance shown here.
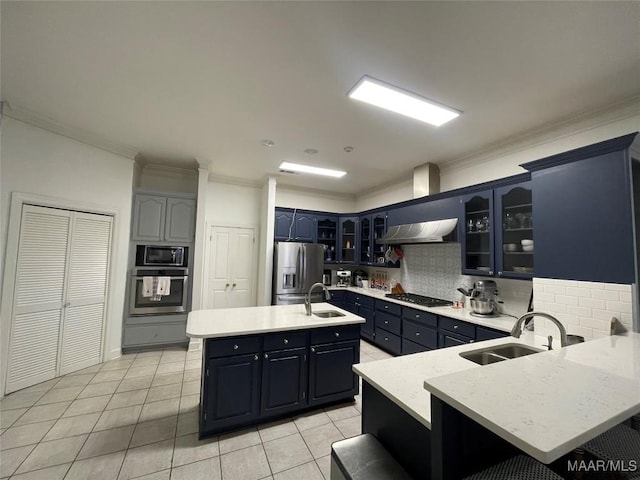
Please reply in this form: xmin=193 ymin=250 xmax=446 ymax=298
xmin=323 ymin=269 xmax=332 ymax=286
xmin=336 ymin=270 xmax=352 ymax=288
xmin=353 ymin=269 xmax=368 ymax=288
xmin=470 ymin=280 xmax=499 ymax=317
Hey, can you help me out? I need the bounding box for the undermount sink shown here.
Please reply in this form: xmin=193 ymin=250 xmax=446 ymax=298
xmin=460 ymin=343 xmax=543 ymax=365
xmin=313 ymin=310 xmax=346 ymax=318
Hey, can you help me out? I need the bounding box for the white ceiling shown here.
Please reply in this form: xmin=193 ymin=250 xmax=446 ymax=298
xmin=2 ymin=1 xmax=639 ymax=194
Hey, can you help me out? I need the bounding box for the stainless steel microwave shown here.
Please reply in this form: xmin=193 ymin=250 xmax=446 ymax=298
xmin=135 ymin=245 xmax=188 ymax=267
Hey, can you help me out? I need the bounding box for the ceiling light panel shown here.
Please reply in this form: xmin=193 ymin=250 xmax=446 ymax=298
xmin=348 ymin=75 xmax=461 ymax=127
xmin=279 ymin=162 xmax=346 ymax=178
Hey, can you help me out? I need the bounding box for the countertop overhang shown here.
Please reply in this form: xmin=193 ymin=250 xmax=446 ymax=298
xmin=186 ymin=303 xmax=365 ymax=338
xmin=423 ymin=332 xmax=640 ymax=464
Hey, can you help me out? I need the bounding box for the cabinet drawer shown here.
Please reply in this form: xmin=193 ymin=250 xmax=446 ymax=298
xmin=352 ymin=294 xmax=374 ymax=308
xmin=206 ymin=336 xmax=261 ymax=358
xmin=402 ymin=307 xmax=437 ymax=328
xmin=375 ymin=311 xmax=401 ymax=335
xmin=123 ymin=323 xmax=187 ymax=347
xmin=376 ymin=300 xmax=402 ymax=316
xmin=375 ymin=329 xmax=401 ymax=355
xmin=402 ymin=338 xmax=432 ymax=355
xmin=263 ymin=331 xmax=308 ymax=351
xmin=402 ymin=320 xmax=438 ymax=349
xmin=310 ymin=324 xmax=360 ymax=345
xmin=476 ymin=326 xmax=509 ymax=342
xmin=439 ymin=316 xmax=475 ymax=339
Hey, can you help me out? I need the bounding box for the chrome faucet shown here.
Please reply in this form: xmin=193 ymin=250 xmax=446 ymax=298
xmin=305 ymin=282 xmax=331 ymax=316
xmin=511 ymin=311 xmax=568 ymax=348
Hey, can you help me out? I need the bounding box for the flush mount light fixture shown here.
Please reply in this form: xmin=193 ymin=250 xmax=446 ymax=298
xmin=261 ymin=139 xmax=275 ymax=147
xmin=279 ymin=162 xmax=346 ymax=178
xmin=304 ymin=148 xmax=319 ymax=155
xmin=347 ymin=75 xmax=461 ymax=127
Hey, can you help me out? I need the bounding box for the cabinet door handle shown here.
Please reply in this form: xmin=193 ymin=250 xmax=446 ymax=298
xmin=384 ymin=337 xmax=389 ymax=341
xmin=311 ymin=347 xmax=316 ymax=353
xmin=384 ymin=306 xmax=389 ymax=309
xmin=335 ymin=332 xmax=340 ymax=337
xmin=498 ymin=271 xmax=503 ymax=276
xmin=254 ymin=354 xmax=259 ymax=360
xmin=489 ymin=271 xmax=494 ymax=275
xmin=225 ymin=283 xmax=229 ymax=287
xmin=283 ymin=338 xmax=289 ymax=344
xmin=415 ymin=332 xmax=420 ymax=336
xmin=264 ymin=353 xmax=269 ymax=359
xmin=233 ymin=344 xmax=239 ymax=349
xmin=415 ymin=314 xmax=420 ymax=319
xmin=232 ymin=283 xmax=237 ymax=287
xmin=384 ymin=320 xmax=389 ymax=325
xmin=453 ymin=325 xmax=458 ymax=330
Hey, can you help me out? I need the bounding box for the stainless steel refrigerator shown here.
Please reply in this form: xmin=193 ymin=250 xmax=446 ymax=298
xmin=272 ymin=242 xmax=325 ymax=305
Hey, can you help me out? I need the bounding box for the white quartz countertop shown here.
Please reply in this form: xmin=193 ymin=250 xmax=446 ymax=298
xmin=423 ymin=332 xmax=640 ymax=464
xmin=186 ymin=303 xmax=365 ymax=338
xmin=353 ymin=332 xmax=549 ymax=429
xmin=330 ymin=286 xmax=518 ymax=333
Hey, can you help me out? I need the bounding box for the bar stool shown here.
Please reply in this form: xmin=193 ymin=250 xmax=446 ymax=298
xmin=581 ymin=422 xmax=640 ymax=479
xmin=462 ymin=455 xmax=563 ymax=480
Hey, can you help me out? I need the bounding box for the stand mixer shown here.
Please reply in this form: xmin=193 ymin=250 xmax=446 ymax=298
xmin=470 ymin=280 xmax=499 ymax=317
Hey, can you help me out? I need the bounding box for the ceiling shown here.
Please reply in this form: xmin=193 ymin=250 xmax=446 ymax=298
xmin=2 ymin=1 xmax=639 ymax=195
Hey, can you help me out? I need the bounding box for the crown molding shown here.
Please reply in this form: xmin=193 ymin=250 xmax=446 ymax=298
xmin=3 ymin=102 xmax=140 ymax=160
xmin=439 ymin=95 xmax=640 ymax=174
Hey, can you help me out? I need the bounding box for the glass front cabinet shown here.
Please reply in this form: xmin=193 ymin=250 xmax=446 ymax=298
xmin=495 ymin=182 xmax=534 ymax=279
xmin=461 ymin=183 xmax=534 ymax=279
xmin=317 ymin=215 xmax=338 ymax=263
xmin=359 ymin=212 xmax=389 ymax=266
xmin=338 ymin=217 xmax=358 ymax=264
xmin=461 ymin=191 xmax=495 ymax=276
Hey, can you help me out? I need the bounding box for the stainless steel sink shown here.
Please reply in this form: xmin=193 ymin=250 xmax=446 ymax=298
xmin=313 ymin=310 xmax=346 ymax=318
xmin=459 ymin=343 xmax=543 ymax=365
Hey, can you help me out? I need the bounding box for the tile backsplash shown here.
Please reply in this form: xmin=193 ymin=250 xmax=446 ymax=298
xmin=397 ymin=243 xmax=532 ymax=317
xmin=532 ymin=278 xmax=634 ymax=340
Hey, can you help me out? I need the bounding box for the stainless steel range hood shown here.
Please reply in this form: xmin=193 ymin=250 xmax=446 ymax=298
xmin=377 ymin=218 xmax=458 ymax=244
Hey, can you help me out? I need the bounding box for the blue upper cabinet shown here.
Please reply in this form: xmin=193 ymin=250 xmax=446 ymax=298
xmin=338 ymin=216 xmax=358 ymax=264
xmin=494 ymin=182 xmax=534 ymax=280
xmin=359 ymin=215 xmax=372 ymax=265
xmin=317 ymin=215 xmax=338 ymax=263
xmin=274 ymin=210 xmax=294 ymax=241
xmin=523 ymin=133 xmax=637 ymax=284
xmin=460 ymin=190 xmax=495 ymax=276
xmin=274 ymin=209 xmax=316 ymax=242
xmin=294 ymin=213 xmax=317 ymax=242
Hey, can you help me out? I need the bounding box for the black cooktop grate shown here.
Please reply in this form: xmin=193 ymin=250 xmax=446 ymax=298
xmin=385 ymin=293 xmax=453 ymax=308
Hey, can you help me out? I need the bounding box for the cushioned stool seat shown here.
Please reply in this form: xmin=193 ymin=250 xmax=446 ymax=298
xmin=330 ymin=433 xmax=413 ymax=480
xmin=462 ymin=455 xmax=563 ymax=480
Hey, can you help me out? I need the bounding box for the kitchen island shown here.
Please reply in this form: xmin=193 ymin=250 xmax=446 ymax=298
xmin=186 ymin=303 xmax=365 ymax=438
xmin=353 ymin=332 xmax=640 ymax=479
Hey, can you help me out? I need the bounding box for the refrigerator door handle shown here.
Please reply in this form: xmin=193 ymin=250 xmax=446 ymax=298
xmin=297 ymin=244 xmax=304 ymax=291
xmin=301 ymin=243 xmax=306 ymax=288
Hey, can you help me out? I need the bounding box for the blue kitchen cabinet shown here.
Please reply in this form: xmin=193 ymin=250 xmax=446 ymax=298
xmin=494 ymin=182 xmax=534 ymax=279
xmin=353 ymin=293 xmax=375 ymax=341
xmin=476 ymin=326 xmax=509 ymax=342
xmin=401 ymin=308 xmax=438 ymax=354
xmin=460 ymin=190 xmax=495 ymax=276
xmin=260 ymin=346 xmax=308 ymax=416
xmin=274 ymin=208 xmax=317 ymax=242
xmin=328 ymin=289 xmax=348 ymax=310
xmin=359 ymin=212 xmax=395 ymax=267
xmin=309 ymin=337 xmax=360 ymax=406
xmin=338 ymin=216 xmax=358 ymax=264
xmin=317 ymin=214 xmax=338 ymax=262
xmin=274 ymin=209 xmax=294 ymax=241
xmin=202 ymin=352 xmax=261 ymax=433
xmin=359 ymin=215 xmax=372 ymax=265
xmin=373 ymin=300 xmax=402 ymax=355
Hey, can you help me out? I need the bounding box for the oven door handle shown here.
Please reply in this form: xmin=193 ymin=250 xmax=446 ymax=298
xmin=133 ymin=275 xmax=188 ymax=280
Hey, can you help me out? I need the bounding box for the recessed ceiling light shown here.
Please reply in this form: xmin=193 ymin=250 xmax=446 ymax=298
xmin=261 ymin=139 xmax=275 ymax=147
xmin=304 ymin=148 xmax=319 ymax=155
xmin=347 ymin=75 xmax=461 ymax=127
xmin=344 ymin=146 xmax=354 ymax=153
xmin=279 ymin=162 xmax=346 ymax=178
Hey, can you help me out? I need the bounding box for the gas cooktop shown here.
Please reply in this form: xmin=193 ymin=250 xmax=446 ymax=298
xmin=385 ymin=293 xmax=453 ymax=308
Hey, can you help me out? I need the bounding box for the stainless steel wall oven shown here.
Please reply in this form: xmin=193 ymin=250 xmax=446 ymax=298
xmin=129 ymin=267 xmax=189 ymax=315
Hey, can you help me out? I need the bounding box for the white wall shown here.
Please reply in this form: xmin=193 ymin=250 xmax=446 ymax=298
xmin=136 ymin=163 xmax=198 ymax=194
xmin=355 ymin=177 xmax=414 ymax=212
xmin=206 ymin=180 xmax=262 ymax=227
xmin=0 ymin=119 xmax=134 ymax=391
xmin=276 ymin=186 xmax=356 ymax=213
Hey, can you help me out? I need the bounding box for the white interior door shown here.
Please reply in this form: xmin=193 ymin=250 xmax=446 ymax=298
xmin=207 ymin=226 xmax=257 ymax=309
xmin=59 ymin=213 xmax=112 ymax=375
xmin=6 ymin=205 xmax=112 ymax=393
xmin=6 ymin=206 xmax=71 ymax=393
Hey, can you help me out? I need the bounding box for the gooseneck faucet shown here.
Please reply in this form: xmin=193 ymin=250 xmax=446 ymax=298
xmin=305 ymin=282 xmax=331 ymax=316
xmin=511 ymin=311 xmax=568 ymax=348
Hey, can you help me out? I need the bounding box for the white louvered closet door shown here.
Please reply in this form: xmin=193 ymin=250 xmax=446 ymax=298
xmin=6 ymin=205 xmax=112 ymax=393
xmin=7 ymin=205 xmax=72 ymax=393
xmin=59 ymin=212 xmax=112 ymax=375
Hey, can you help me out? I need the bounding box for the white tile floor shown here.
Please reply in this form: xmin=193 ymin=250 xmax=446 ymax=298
xmin=0 ymin=341 xmax=392 ymax=480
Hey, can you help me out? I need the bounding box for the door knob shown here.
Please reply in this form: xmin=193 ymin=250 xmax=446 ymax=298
xmin=225 ymin=283 xmax=229 ymax=288
xmin=232 ymin=283 xmax=237 ymax=287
